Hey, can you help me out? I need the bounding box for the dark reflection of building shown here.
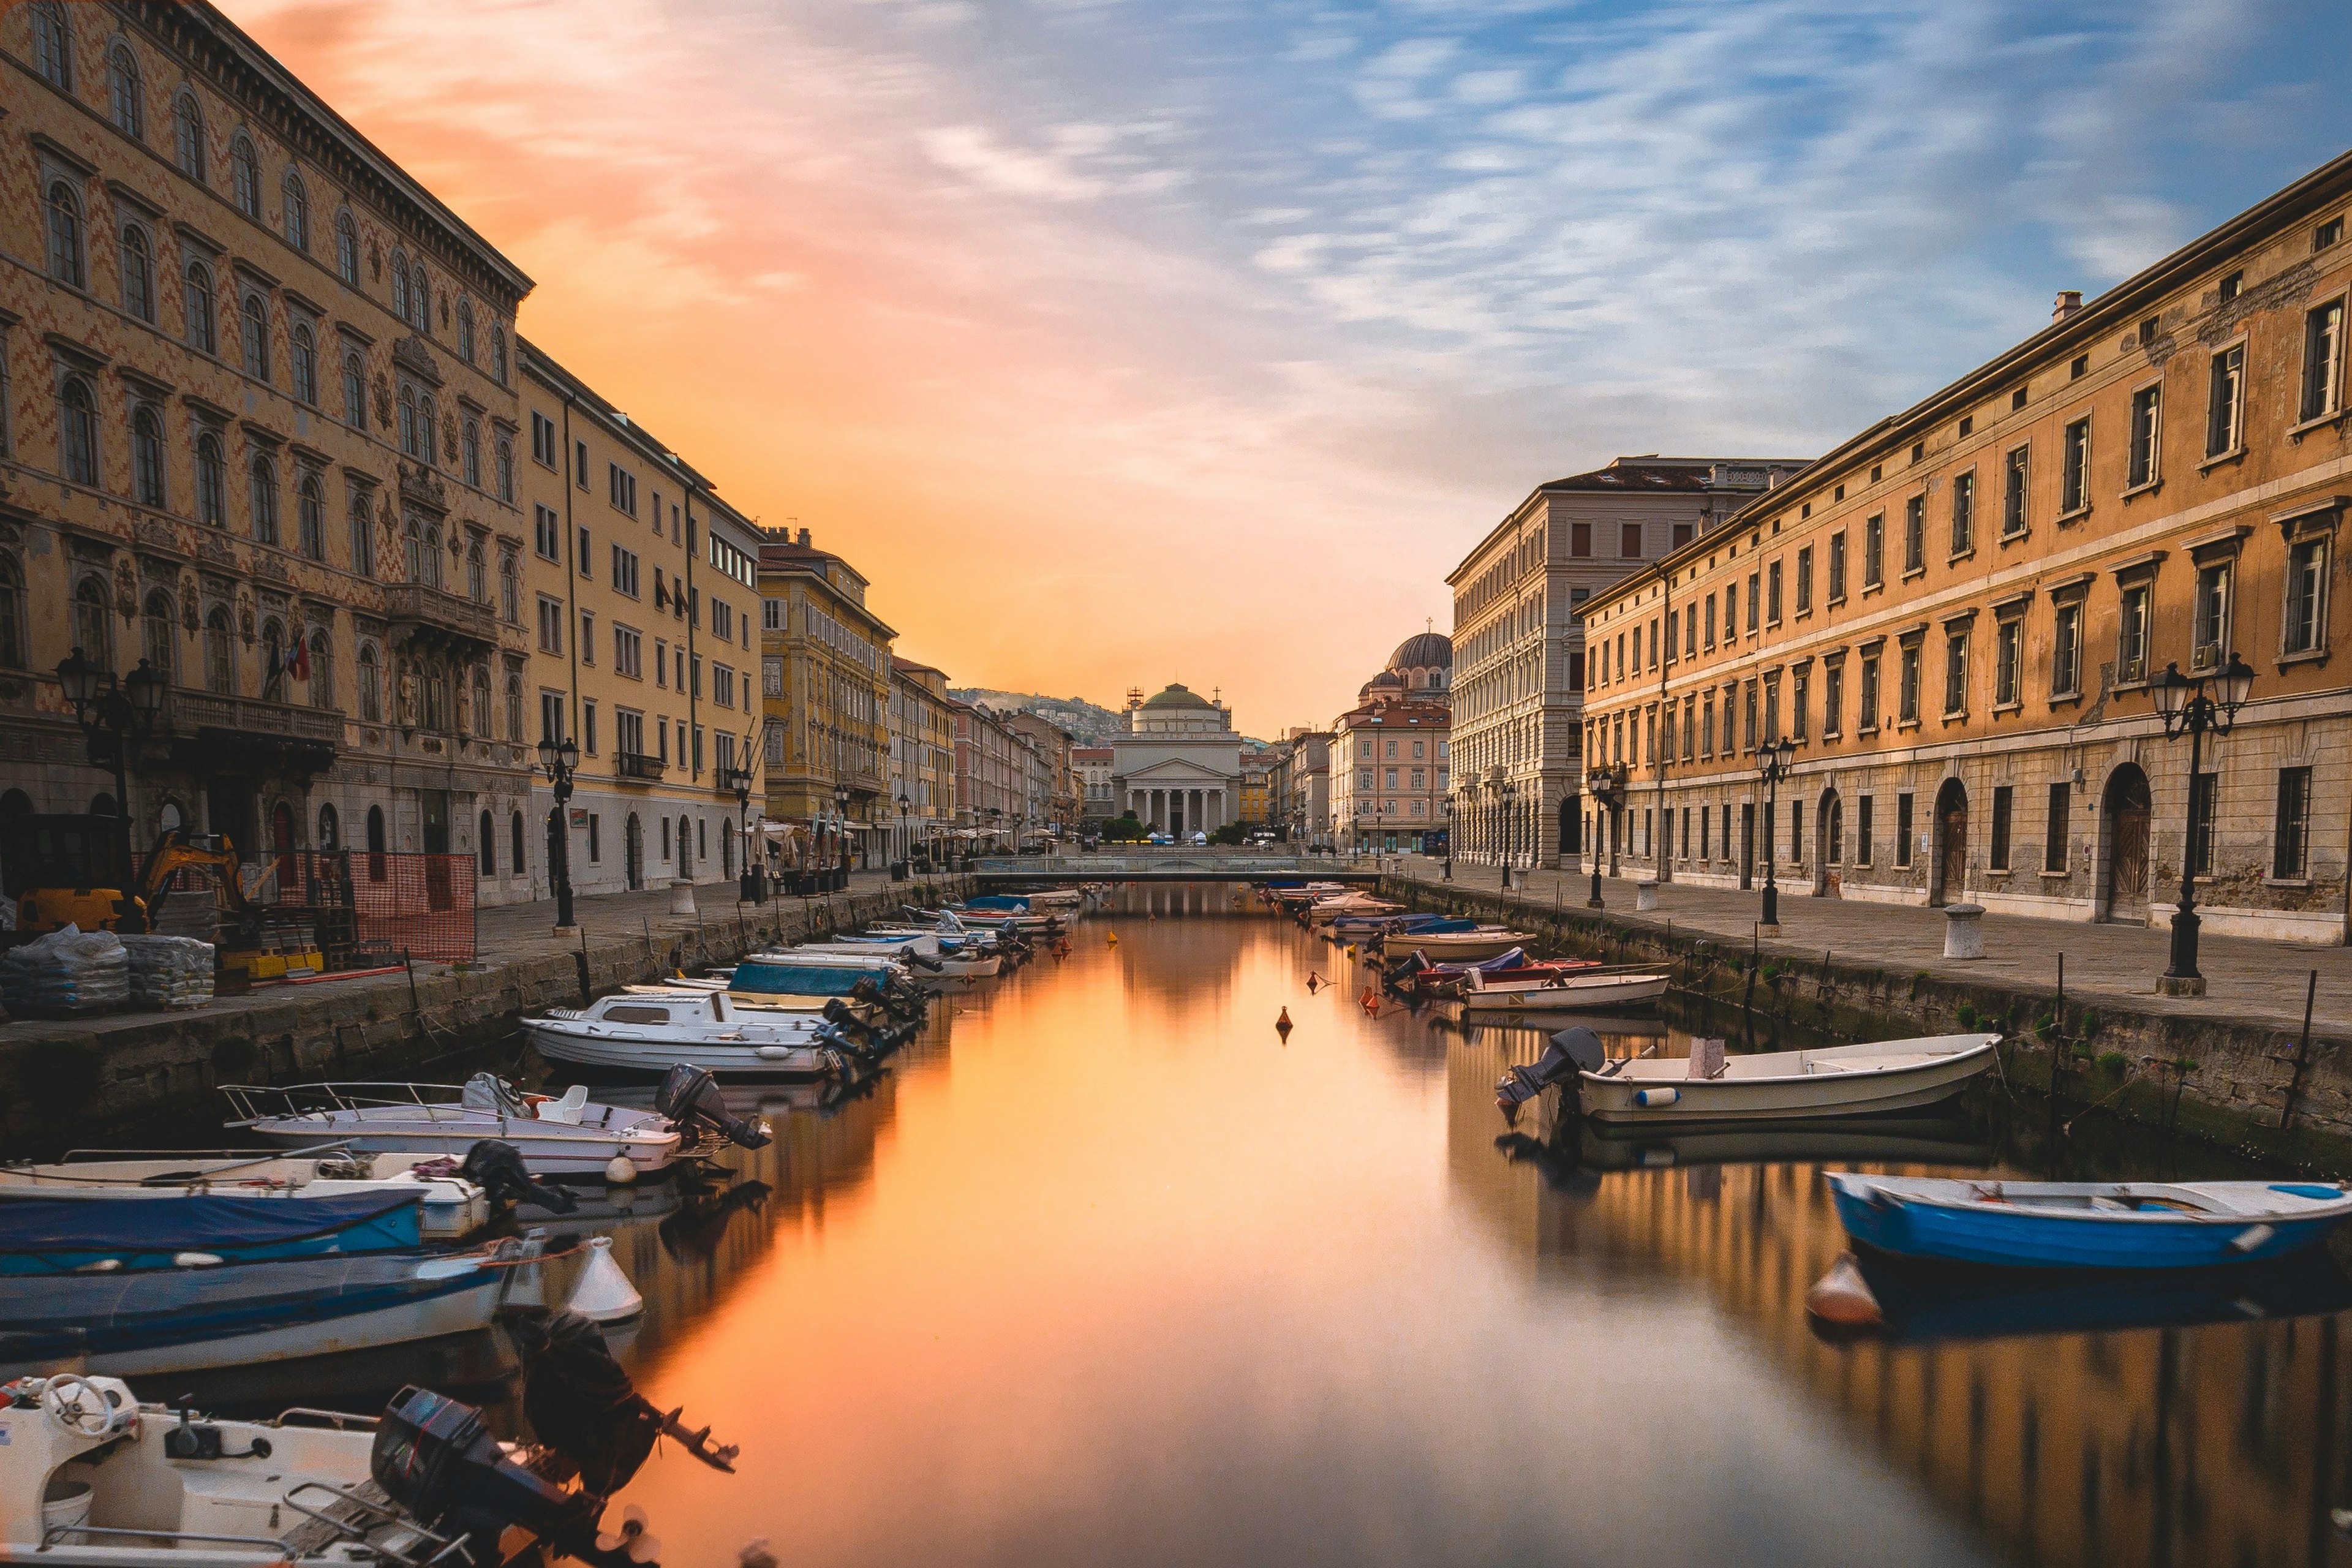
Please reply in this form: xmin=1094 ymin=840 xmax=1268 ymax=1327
xmin=1441 ymin=1036 xmax=2352 ymax=1568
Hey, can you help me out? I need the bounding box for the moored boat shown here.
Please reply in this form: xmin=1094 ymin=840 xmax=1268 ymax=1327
xmin=1382 ymin=925 xmax=1532 ymax=960
xmin=1571 ymin=1033 xmax=2002 ymax=1124
xmin=1455 ymin=967 xmax=1670 ymax=1014
xmin=524 ymin=991 xmax=878 ymax=1079
xmin=0 ymin=1150 xmax=488 ymax=1240
xmin=1825 ymin=1172 xmax=2352 ymax=1268
xmin=223 ymin=1075 xmax=690 ymax=1178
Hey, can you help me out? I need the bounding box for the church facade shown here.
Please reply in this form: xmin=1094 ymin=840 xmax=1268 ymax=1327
xmin=1109 ymin=683 xmax=1242 ymax=837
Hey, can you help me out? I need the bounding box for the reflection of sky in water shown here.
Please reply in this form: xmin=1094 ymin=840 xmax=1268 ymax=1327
xmin=600 ymin=900 xmax=2339 ymax=1568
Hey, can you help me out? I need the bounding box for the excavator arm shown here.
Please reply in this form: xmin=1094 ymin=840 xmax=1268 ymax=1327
xmin=136 ymin=828 xmax=260 ymax=915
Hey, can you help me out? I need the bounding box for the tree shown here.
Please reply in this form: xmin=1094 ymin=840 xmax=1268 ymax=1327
xmin=1101 ymin=811 xmax=1150 ymax=842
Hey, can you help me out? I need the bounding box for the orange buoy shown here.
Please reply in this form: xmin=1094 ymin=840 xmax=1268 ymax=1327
xmin=1803 ymin=1253 xmax=1885 ymax=1330
xmin=1106 ymin=932 xmax=1119 ymax=947
xmin=1359 ymin=988 xmax=1379 ymax=1016
xmin=1306 ymin=973 xmax=1321 ymax=992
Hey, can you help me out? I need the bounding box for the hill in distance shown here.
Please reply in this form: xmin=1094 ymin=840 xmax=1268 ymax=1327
xmin=950 ymin=689 xmax=1272 ymax=749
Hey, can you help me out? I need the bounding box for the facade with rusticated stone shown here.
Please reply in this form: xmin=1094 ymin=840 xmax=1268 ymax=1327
xmin=0 ymin=0 xmax=537 ymax=897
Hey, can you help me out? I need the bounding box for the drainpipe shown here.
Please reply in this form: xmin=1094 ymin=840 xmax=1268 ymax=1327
xmin=1656 ymin=565 xmax=1672 ymax=883
xmin=557 ymin=390 xmax=582 ymax=900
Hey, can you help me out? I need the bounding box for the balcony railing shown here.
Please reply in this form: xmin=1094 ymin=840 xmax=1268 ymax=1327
xmin=616 ymin=752 xmax=666 ymax=783
xmin=168 ymin=689 xmax=345 ymax=747
xmin=383 ymin=584 xmax=499 ymax=653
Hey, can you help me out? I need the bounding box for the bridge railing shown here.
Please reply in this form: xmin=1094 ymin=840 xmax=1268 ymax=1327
xmin=966 ymin=852 xmax=1384 ymax=878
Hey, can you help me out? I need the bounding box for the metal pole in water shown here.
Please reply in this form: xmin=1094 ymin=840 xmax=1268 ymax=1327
xmin=2285 ymin=969 xmax=2318 ymax=1130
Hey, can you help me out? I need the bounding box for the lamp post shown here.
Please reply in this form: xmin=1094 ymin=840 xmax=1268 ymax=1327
xmin=55 ymin=649 xmax=168 ymax=895
xmin=897 ymin=790 xmax=911 ymax=881
xmin=1587 ymin=763 xmax=1624 ymax=909
xmin=1443 ymin=795 xmax=1455 ymax=881
xmin=1756 ymin=735 xmax=1796 ymax=933
xmin=1495 ymin=774 xmax=1518 ymax=890
xmin=833 ymin=784 xmax=852 ymax=886
xmin=2152 ymin=653 xmax=2253 ymax=996
xmin=725 ymin=765 xmax=758 ymax=903
xmin=536 ymin=733 xmax=581 ymax=932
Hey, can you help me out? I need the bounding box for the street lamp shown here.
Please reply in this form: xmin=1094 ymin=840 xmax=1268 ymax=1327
xmin=1756 ymin=735 xmax=1797 ymax=932
xmin=897 ymin=790 xmax=911 ymax=880
xmin=536 ymin=732 xmax=581 ymax=932
xmin=1443 ymin=794 xmax=1455 ymax=881
xmin=55 ymin=649 xmax=169 ymax=897
xmin=833 ymin=784 xmax=852 ymax=885
xmin=1495 ymin=774 xmax=1518 ymax=889
xmin=725 ymin=764 xmax=760 ymax=903
xmin=1587 ymin=763 xmax=1625 ymax=909
xmin=2152 ymin=653 xmax=2254 ymax=995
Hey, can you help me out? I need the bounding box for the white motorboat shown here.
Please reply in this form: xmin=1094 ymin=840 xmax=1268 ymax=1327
xmin=797 ymin=936 xmax=1003 ymax=979
xmin=0 ymin=1149 xmax=488 ymax=1240
xmin=1578 ymin=1033 xmax=2002 ymax=1125
xmin=524 ymin=992 xmax=858 ymax=1080
xmin=222 ymin=1075 xmax=685 ymax=1178
xmin=1385 ymin=926 xmax=1532 ymax=960
xmin=1456 ymin=968 xmax=1672 ymax=1014
xmin=1306 ymin=896 xmax=1402 ymax=927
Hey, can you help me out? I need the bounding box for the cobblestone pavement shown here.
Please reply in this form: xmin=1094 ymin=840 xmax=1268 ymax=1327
xmin=1393 ymin=856 xmax=2352 ymax=1041
xmin=470 ymin=871 xmax=949 ymax=963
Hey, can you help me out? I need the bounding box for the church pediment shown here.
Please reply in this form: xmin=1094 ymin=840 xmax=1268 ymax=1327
xmin=1117 ymin=757 xmax=1234 ymax=783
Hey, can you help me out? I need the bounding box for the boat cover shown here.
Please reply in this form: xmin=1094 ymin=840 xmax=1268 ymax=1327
xmin=961 ymin=895 xmax=1030 ymax=911
xmin=0 ymin=1190 xmax=421 ymax=1254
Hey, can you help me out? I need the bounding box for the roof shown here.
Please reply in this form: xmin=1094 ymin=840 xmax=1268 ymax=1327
xmin=1388 ymin=631 xmax=1452 ymax=670
xmin=1445 ymin=456 xmax=1811 ymax=586
xmin=1140 ymin=683 xmax=1216 ymax=711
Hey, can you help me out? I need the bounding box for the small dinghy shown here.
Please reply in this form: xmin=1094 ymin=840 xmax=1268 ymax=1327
xmin=224 ymin=1075 xmax=692 ymax=1178
xmin=1825 ymin=1173 xmax=2352 ymax=1269
xmin=1498 ymin=1029 xmax=2000 ymax=1123
xmin=0 ymin=1148 xmax=490 ymax=1239
xmin=525 ymin=991 xmax=872 ymax=1079
xmin=1379 ymin=925 xmax=1531 ymax=960
xmin=1456 ymin=966 xmax=1669 ymax=1013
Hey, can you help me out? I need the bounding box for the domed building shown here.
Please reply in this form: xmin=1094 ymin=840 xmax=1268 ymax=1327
xmin=1110 ymin=683 xmax=1243 ymax=837
xmin=1359 ymin=629 xmax=1452 ymax=706
xmin=1330 ymin=630 xmax=1452 ymax=854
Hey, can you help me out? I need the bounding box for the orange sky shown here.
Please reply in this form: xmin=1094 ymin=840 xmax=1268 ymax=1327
xmin=230 ymin=0 xmax=1473 ymax=735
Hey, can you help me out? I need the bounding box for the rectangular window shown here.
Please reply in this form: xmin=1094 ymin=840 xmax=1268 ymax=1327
xmin=1672 ymin=522 xmax=1694 ymax=549
xmin=2188 ymin=772 xmax=2217 ymax=877
xmin=539 ymin=691 xmax=564 ymax=745
xmin=1942 ymin=632 xmax=1967 ymax=715
xmin=1766 ymin=560 xmax=1782 ymax=625
xmin=2117 ymin=583 xmax=2151 ymax=683
xmin=2002 ymin=446 xmax=2029 ymax=537
xmin=2302 ymin=301 xmax=2345 ymax=423
xmin=2060 ymin=418 xmax=2090 ymax=514
xmin=1665 ymin=608 xmax=1679 ymax=660
xmin=2206 ymin=344 xmax=2245 ymax=457
xmin=587 ymin=812 xmax=600 ymax=863
xmin=1762 ymin=676 xmax=1779 ymax=744
xmin=2046 ymin=782 xmax=2071 ymax=873
xmin=578 ymin=609 xmax=595 ymax=665
xmin=1746 ymin=572 xmax=1760 ymax=633
xmin=607 ymin=463 xmax=638 ymax=517
xmin=1703 ymin=594 xmax=1717 ymax=650
xmin=1621 ymin=522 xmax=1642 ymax=558
xmin=1822 ymin=663 xmax=1842 ymax=736
xmin=1742 ymin=680 xmax=1757 ymax=750
xmin=1789 ymin=798 xmax=1801 ymax=864
xmin=1725 ymin=582 xmax=1738 ymax=639
xmin=2128 ymin=385 xmax=2162 ymax=489
xmin=1795 ymin=546 xmax=1813 ymax=614
xmin=2192 ymin=561 xmax=2231 ymax=670
xmin=1681 ymin=696 xmax=1695 ymax=761
xmin=1385 ymin=768 xmax=1398 ymax=790
xmin=2275 ymin=766 xmax=2312 ymax=878
xmin=2051 ymin=601 xmax=2082 ymax=697
xmin=654 ymin=638 xmax=668 ymax=688
xmin=614 ymin=624 xmax=641 ymax=678
xmin=1700 ymin=694 xmax=1714 ymax=759
xmin=582 ymin=699 xmax=598 ymax=755
xmin=1700 ymin=807 xmax=1710 ymax=861
xmin=2285 ymin=537 xmax=2328 ymax=655
xmin=617 ymin=709 xmax=643 ymax=758
xmin=1896 ymin=793 xmax=1913 ymax=868
xmin=1792 ymin=669 xmax=1809 ymax=741
xmin=1903 ymin=495 xmax=1924 ymax=573
xmin=1950 ymin=472 xmax=1975 ymax=554
xmin=611 ymin=546 xmax=639 ymax=597
xmin=530 ymin=410 xmax=557 ymax=468
xmin=1828 ymin=531 xmax=1848 ymax=600
xmin=1989 ymin=785 xmax=2012 ymax=871
xmin=1994 ymin=618 xmax=2021 ymax=706
xmin=576 ymin=527 xmax=591 ymax=578
xmin=1856 ymin=795 xmax=1874 ymax=866
xmin=533 ymin=505 xmax=559 ymax=562
xmin=1899 ymin=643 xmax=1921 ymax=722
xmin=537 ymin=595 xmax=563 ymax=655
xmin=1859 ymin=654 xmax=1880 ymax=731
xmin=1571 ymin=523 xmax=1591 ymax=557
xmin=1863 ymin=514 xmax=1883 ymax=587
xmin=574 ymin=439 xmax=589 ymax=490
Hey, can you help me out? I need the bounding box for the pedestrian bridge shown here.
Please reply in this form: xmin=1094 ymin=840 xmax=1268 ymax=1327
xmin=967 ymin=853 xmax=1382 ymax=884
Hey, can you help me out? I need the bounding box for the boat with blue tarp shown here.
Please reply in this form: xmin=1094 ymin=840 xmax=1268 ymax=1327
xmin=0 ymin=1189 xmax=427 ymax=1275
xmin=1825 ymin=1173 xmax=2352 ymax=1268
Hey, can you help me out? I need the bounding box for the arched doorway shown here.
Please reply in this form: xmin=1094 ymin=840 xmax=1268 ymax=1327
xmin=477 ymin=809 xmax=496 ymax=876
xmin=270 ymin=801 xmax=296 ymax=897
xmin=676 ymin=815 xmax=694 ymax=881
xmin=1931 ymin=778 xmax=1968 ymax=906
xmin=1558 ymin=793 xmax=1580 ymax=858
xmin=1815 ymin=789 xmax=1842 ymax=896
xmin=2100 ymin=764 xmax=2153 ymax=922
xmin=366 ymin=805 xmax=387 ymax=882
xmin=625 ymin=814 xmax=644 ymax=891
xmin=721 ymin=829 xmax=733 ymax=880
xmin=316 ymin=803 xmax=337 ymax=850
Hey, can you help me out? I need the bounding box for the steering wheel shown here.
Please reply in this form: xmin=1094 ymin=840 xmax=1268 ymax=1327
xmin=43 ymin=1375 xmax=129 ymax=1440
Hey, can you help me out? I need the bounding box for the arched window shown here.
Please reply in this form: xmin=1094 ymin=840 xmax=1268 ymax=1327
xmin=510 ymin=810 xmax=525 ymax=875
xmin=462 ymin=418 xmax=481 ymax=488
xmin=366 ymin=805 xmax=386 ymax=881
xmin=390 ymin=251 xmax=409 ymax=320
xmin=118 ymin=224 xmax=154 ymax=320
xmin=505 ymin=670 xmax=523 ymax=741
xmin=172 ymin=92 xmax=204 ymax=179
xmin=478 ymin=809 xmax=494 ymax=875
xmin=334 ymin=209 xmax=359 ymax=287
xmin=491 ymin=325 xmax=508 ymax=385
xmin=347 ymin=488 xmax=374 ymax=575
xmin=75 ymin=577 xmax=113 ymax=667
xmin=43 ymin=180 xmax=84 ymax=288
xmin=471 ymin=666 xmax=491 ymax=735
xmin=58 ymin=377 xmax=97 ymax=486
xmin=130 ymin=405 xmax=164 ymax=506
xmin=494 ymin=436 xmax=514 ymax=503
xmin=422 ymin=524 xmax=442 ymax=587
xmin=281 ymin=168 xmax=309 ymax=250
xmin=420 ymin=395 xmax=437 ymax=464
xmin=342 ymin=350 xmax=366 ymax=429
xmin=297 ymin=472 xmax=325 ymax=559
xmin=287 ymin=323 xmax=316 ymax=405
xmin=248 ymin=453 xmax=278 ymax=544
xmin=229 ymin=135 xmax=260 ymax=219
xmin=456 ymin=300 xmax=475 ymax=363
xmin=397 ymin=383 xmax=418 ymax=457
xmin=239 ymin=293 xmax=268 ymax=380
xmin=183 ymin=260 xmax=216 ymax=353
xmin=30 ymin=2 xmax=70 ymax=89
xmin=0 ymin=556 xmax=24 ymax=669
xmin=499 ymin=554 xmax=519 ymax=624
xmin=467 ymin=538 xmax=486 ymax=603
xmin=357 ymin=642 xmax=382 ymax=722
xmin=404 ymin=516 xmax=423 ymax=583
xmin=421 ymin=666 xmax=448 ymax=731
xmin=219 ymin=611 xmax=247 ymax=695
xmin=195 ymin=431 xmax=225 ymax=526
xmin=410 ymin=265 xmax=429 ymax=331
xmin=307 ymin=629 xmax=333 ymax=708
xmin=141 ymin=589 xmax=175 ymax=680
xmin=318 ymin=802 xmax=339 ymax=850
xmin=107 ymin=44 xmax=141 ymax=137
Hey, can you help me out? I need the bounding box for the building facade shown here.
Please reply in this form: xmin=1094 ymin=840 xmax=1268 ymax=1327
xmin=1073 ymin=745 xmax=1115 ymax=827
xmin=0 ymin=0 xmax=543 ymax=897
xmin=1267 ymin=728 xmax=1331 ymax=846
xmin=951 ymin=698 xmax=1022 ymax=839
xmin=1109 ymin=682 xmax=1242 ymax=837
xmin=1005 ymin=709 xmax=1077 ymax=837
xmin=1446 ymin=457 xmax=1807 ymax=873
xmin=888 ymin=658 xmax=956 ymax=863
xmin=1577 ymin=149 xmax=2352 ymax=944
xmin=1237 ymin=744 xmax=1273 ymax=827
xmin=760 ymin=526 xmax=892 ymax=869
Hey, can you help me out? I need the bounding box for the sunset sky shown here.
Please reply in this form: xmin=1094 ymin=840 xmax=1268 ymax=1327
xmin=235 ymin=0 xmax=2352 ymax=735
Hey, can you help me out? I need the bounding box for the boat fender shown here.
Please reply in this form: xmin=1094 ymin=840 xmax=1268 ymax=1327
xmin=755 ymin=1044 xmax=796 ymax=1060
xmin=568 ymin=1236 xmax=643 ymax=1323
xmin=605 ymin=1155 xmax=639 ymax=1185
xmin=2228 ymin=1223 xmax=2278 ymax=1254
xmin=1634 ymin=1087 xmax=1680 ymax=1108
xmin=173 ymin=1252 xmax=226 ymax=1267
xmin=1803 ymin=1253 xmax=1884 ymax=1330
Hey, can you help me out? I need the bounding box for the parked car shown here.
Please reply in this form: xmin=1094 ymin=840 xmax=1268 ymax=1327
xmin=1147 ymin=832 xmax=1175 ymax=845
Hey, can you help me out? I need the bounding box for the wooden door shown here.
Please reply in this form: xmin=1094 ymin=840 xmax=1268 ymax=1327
xmin=2105 ymin=767 xmax=2152 ymax=919
xmin=1937 ymin=791 xmax=1966 ymax=905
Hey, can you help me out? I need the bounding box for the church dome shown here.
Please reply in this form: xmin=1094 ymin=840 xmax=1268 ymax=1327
xmin=1388 ymin=631 xmax=1452 ymax=672
xmin=1140 ymin=683 xmax=1215 ymax=710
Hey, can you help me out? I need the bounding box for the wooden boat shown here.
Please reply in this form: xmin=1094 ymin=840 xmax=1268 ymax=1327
xmin=0 ymin=1150 xmax=487 ymax=1240
xmin=1577 ymin=1033 xmax=2002 ymax=1125
xmin=1456 ymin=968 xmax=1670 ymax=1014
xmin=1825 ymin=1172 xmax=2352 ymax=1268
xmin=524 ymin=992 xmax=863 ymax=1080
xmin=1379 ymin=926 xmax=1529 ymax=959
xmin=223 ymin=1075 xmax=686 ymax=1178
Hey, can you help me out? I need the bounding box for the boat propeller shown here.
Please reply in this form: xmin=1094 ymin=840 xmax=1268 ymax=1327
xmin=1495 ymin=1027 xmax=1606 ymax=1112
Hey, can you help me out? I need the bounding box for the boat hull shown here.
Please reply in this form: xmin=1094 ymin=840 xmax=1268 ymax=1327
xmin=527 ymin=1022 xmax=843 ymax=1080
xmin=1580 ymin=1038 xmax=1997 ymax=1125
xmin=1828 ymin=1175 xmax=2352 ymax=1268
xmin=1460 ymin=976 xmax=1669 ymax=1013
xmin=247 ymin=1115 xmax=677 ymax=1177
xmin=1383 ymin=933 xmax=1523 ymax=960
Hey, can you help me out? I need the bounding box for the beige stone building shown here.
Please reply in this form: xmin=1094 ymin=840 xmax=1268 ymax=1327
xmin=760 ymin=527 xmax=892 ymax=869
xmin=0 ymin=0 xmax=539 ymax=896
xmin=1446 ymin=458 xmax=1807 ymax=873
xmin=1578 ymin=149 xmax=2352 ymax=944
xmin=1328 ymin=633 xmax=1452 ymax=853
xmin=888 ymin=658 xmax=956 ymax=862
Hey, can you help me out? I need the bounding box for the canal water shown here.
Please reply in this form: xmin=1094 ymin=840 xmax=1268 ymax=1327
xmin=505 ymin=886 xmax=2348 ymax=1568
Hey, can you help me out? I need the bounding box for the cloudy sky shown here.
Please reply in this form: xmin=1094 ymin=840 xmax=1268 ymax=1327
xmin=235 ymin=0 xmax=2352 ymax=733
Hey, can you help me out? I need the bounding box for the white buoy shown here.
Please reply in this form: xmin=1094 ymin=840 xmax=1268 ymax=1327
xmin=605 ymin=1154 xmax=639 ymax=1185
xmin=1803 ymin=1251 xmax=1884 ymax=1330
xmin=568 ymin=1235 xmax=643 ymax=1322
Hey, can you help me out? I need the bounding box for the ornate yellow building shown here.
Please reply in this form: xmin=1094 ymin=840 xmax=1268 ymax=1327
xmin=760 ymin=527 xmax=893 ymax=867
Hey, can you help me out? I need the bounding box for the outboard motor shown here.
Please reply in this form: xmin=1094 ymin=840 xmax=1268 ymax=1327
xmin=1496 ymin=1027 xmax=1607 ymax=1112
xmin=510 ymin=1310 xmax=738 ymax=1494
xmin=821 ymin=997 xmax=884 ymax=1041
xmin=458 ymin=1139 xmax=578 ymax=1213
xmin=654 ymin=1063 xmax=772 ymax=1150
xmin=374 ymin=1385 xmax=639 ymax=1567
xmin=903 ymin=951 xmax=945 ymax=974
xmin=1382 ymin=950 xmax=1433 ymax=992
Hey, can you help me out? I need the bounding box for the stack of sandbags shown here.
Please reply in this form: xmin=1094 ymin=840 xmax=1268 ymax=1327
xmin=120 ymin=933 xmax=216 ymax=1009
xmin=0 ymin=924 xmax=130 ymax=1017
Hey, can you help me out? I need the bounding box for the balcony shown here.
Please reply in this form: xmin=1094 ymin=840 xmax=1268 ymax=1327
xmin=616 ymin=752 xmax=666 ymax=784
xmin=383 ymin=584 xmax=499 ymax=657
xmin=164 ymin=690 xmax=342 ymax=778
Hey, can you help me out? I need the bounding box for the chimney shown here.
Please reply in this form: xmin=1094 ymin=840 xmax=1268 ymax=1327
xmin=2052 ymin=290 xmax=2083 ymax=323
xmin=797 ymin=527 xmax=812 ymax=547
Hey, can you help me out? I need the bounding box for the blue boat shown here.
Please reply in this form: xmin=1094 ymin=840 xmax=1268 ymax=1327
xmin=1825 ymin=1173 xmax=2352 ymax=1269
xmin=0 ymin=1190 xmax=424 ymax=1275
xmin=724 ymin=957 xmax=900 ymax=998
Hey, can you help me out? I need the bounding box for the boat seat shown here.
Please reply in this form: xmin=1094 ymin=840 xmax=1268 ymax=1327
xmin=539 ymin=1084 xmax=590 ymax=1125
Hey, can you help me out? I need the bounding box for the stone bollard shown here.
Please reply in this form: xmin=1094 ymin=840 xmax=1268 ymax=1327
xmin=669 ymin=878 xmax=698 ymax=918
xmin=1942 ymin=902 xmax=1985 ymax=960
xmin=1636 ymin=880 xmax=1658 ymax=912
